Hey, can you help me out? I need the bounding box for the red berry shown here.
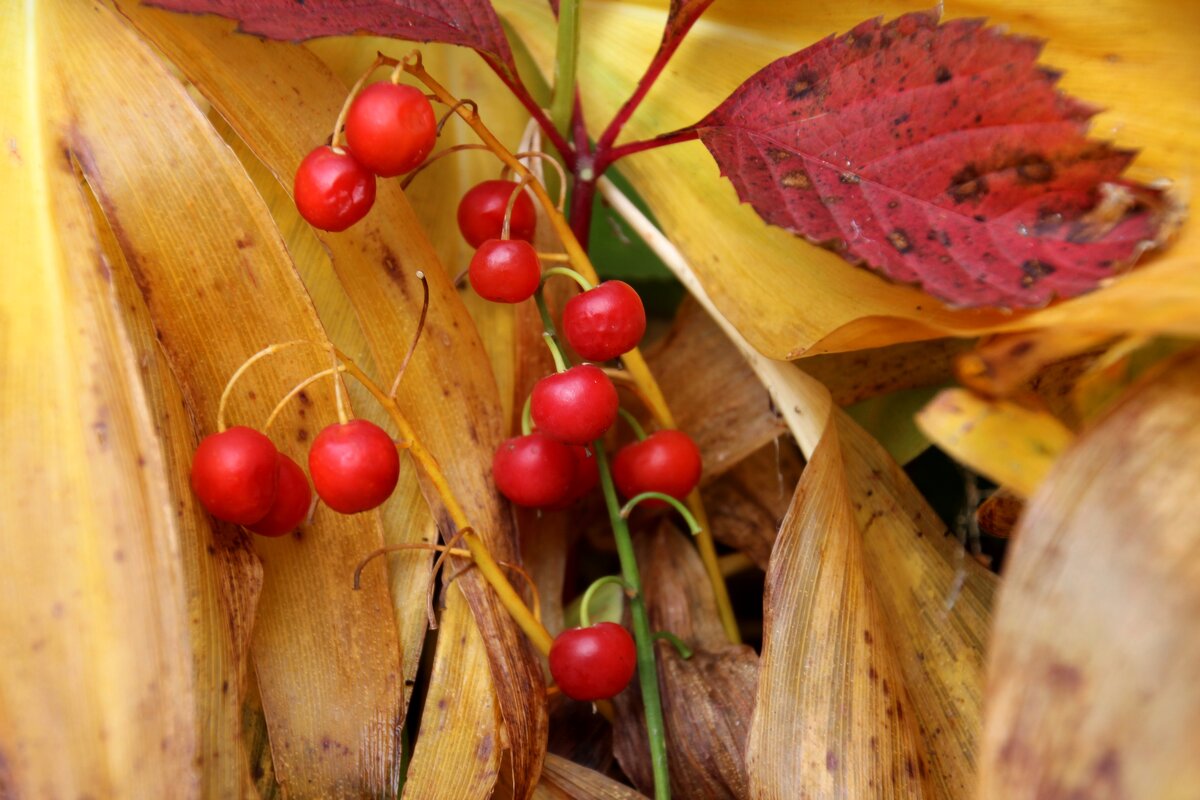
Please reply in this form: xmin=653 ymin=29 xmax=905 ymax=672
xmin=294 ymin=146 xmax=376 ymax=232
xmin=457 ymin=180 xmax=537 ymax=248
xmin=545 ymin=445 xmax=600 ymax=510
xmin=190 ymin=426 xmax=279 ymax=525
xmin=562 ymin=280 xmax=646 ymax=361
xmin=248 ymin=454 xmax=312 ymax=537
xmin=530 ymin=365 xmax=619 ymax=445
xmin=492 ymin=433 xmax=575 ymax=508
xmin=612 ymin=429 xmax=703 ymax=508
xmin=549 ymin=622 xmax=637 ymax=701
xmin=344 ymin=82 xmax=437 ymax=177
xmin=308 ymin=419 xmax=400 ymax=514
xmin=469 ymin=239 xmax=541 ymax=303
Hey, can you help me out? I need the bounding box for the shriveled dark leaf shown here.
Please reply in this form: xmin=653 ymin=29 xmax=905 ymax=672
xmin=645 ymin=297 xmax=786 ymax=481
xmin=703 ymin=439 xmax=804 ymax=570
xmin=146 ymin=0 xmax=518 ymax=78
xmin=613 ymin=524 xmax=758 ymax=799
xmin=687 ymin=10 xmax=1175 ymax=308
xmin=976 ymin=487 xmax=1023 ymax=539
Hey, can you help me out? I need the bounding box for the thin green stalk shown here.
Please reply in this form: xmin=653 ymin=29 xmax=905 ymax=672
xmin=595 ymin=444 xmax=671 ymax=799
xmin=549 ymin=0 xmax=582 ymax=137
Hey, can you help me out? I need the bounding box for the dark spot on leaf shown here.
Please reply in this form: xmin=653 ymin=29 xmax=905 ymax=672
xmin=787 ymin=69 xmax=819 ymax=100
xmin=892 ymin=112 xmax=910 ymax=126
xmin=1016 ymin=155 xmax=1055 ymax=184
xmin=887 ymin=200 xmax=899 ymax=210
xmin=948 ymin=165 xmax=987 ymax=203
xmin=863 ymin=630 xmax=873 ymax=645
xmin=887 ymin=229 xmax=914 ymax=253
xmin=1046 ymin=661 xmax=1083 ymax=690
xmin=235 ymin=234 xmax=254 ymax=249
xmin=839 ymin=172 xmax=861 ymax=185
xmin=974 ymin=214 xmax=987 ymax=223
xmin=826 ymin=750 xmax=839 ymax=772
xmin=1020 ymin=260 xmax=1056 ymax=287
xmin=1009 ymin=341 xmax=1034 ymax=358
xmin=781 ymin=170 xmax=812 ymax=189
xmin=297 ymin=429 xmax=308 ymax=442
xmin=296 ymin=390 xmax=310 ymax=405
xmin=767 ymin=147 xmax=790 ymax=163
xmin=935 ymin=65 xmax=952 ymax=83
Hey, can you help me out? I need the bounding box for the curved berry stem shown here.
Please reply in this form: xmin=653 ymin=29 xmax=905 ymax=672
xmin=595 ymin=443 xmax=672 ymax=799
xmin=618 ymin=408 xmax=648 ymax=441
xmin=579 ymin=574 xmax=628 ymax=629
xmin=540 ymin=266 xmax=593 ymax=292
xmin=653 ymin=630 xmax=693 ymax=660
xmin=501 ymin=175 xmax=534 ymax=240
xmin=520 ymin=394 xmax=534 ymax=437
xmin=263 ymin=365 xmax=347 ymax=433
xmin=217 ymin=339 xmax=316 ymax=432
xmin=619 ymin=492 xmax=703 ymax=536
xmin=388 ymin=271 xmax=429 ymax=399
xmin=330 ymin=345 xmax=554 ymax=655
xmin=332 ymin=55 xmax=387 ymax=148
xmin=400 ymin=144 xmax=492 ymax=189
xmin=542 ymin=332 xmax=568 ymax=373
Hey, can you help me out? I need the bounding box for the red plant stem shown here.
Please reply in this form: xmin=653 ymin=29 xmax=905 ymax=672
xmin=597 ymin=128 xmax=701 ymax=172
xmin=482 ymin=54 xmax=575 ymax=169
xmin=594 ymin=12 xmax=704 ymax=159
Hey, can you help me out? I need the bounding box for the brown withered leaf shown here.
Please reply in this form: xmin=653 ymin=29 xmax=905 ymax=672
xmin=94 ymin=183 xmax=263 ymax=800
xmin=54 ymin=2 xmax=406 ymax=794
xmin=117 ymin=5 xmax=548 ymax=796
xmin=645 ymin=297 xmax=786 ymax=480
xmin=976 ymin=488 xmax=1024 ymax=540
xmin=747 ymin=419 xmax=931 ymax=799
xmin=1 ymin=6 xmax=199 ymax=791
xmin=801 ymin=338 xmax=973 ymax=406
xmin=532 ymin=753 xmax=649 ymax=799
xmin=980 ymin=347 xmax=1200 ymax=799
xmin=703 ymin=438 xmax=804 ymax=569
xmin=613 ymin=524 xmax=759 ymax=799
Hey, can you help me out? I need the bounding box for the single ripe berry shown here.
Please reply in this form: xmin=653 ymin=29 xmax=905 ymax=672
xmin=562 ymin=280 xmax=646 ymax=361
xmin=190 ymin=426 xmax=279 ymax=525
xmin=530 ymin=365 xmax=619 ymax=445
xmin=344 ymin=82 xmax=437 ymax=177
xmin=457 ymin=180 xmax=537 ymax=248
xmin=294 ymin=145 xmax=376 ymax=232
xmin=492 ymin=433 xmax=576 ymax=508
xmin=469 ymin=239 xmax=541 ymax=303
xmin=612 ymin=429 xmax=703 ymax=508
xmin=545 ymin=445 xmax=599 ymax=510
xmin=308 ymin=419 xmax=400 ymax=514
xmin=549 ymin=622 xmax=637 ymax=701
xmin=248 ymin=454 xmax=312 ymax=537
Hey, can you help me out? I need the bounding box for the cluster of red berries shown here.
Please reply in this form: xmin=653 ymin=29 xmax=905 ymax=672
xmin=190 ymin=418 xmax=400 ymax=536
xmin=294 ymin=82 xmax=437 ymax=232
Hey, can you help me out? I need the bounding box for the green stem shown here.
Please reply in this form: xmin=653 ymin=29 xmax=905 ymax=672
xmin=620 ymin=492 xmax=703 ymax=535
xmin=541 ymin=266 xmax=594 ymax=292
xmin=595 ymin=444 xmax=671 ymax=799
xmin=521 ymin=394 xmax=533 ymax=436
xmin=579 ymin=575 xmax=628 ymax=628
xmin=653 ymin=631 xmax=693 ymax=660
xmin=542 ymin=332 xmax=568 ymax=373
xmin=618 ymin=408 xmax=647 ymax=441
xmin=549 ymin=0 xmax=582 ymax=137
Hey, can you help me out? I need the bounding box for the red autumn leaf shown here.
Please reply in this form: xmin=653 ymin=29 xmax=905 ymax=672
xmin=145 ymin=0 xmax=517 ymax=79
xmin=686 ymin=10 xmax=1174 ymax=309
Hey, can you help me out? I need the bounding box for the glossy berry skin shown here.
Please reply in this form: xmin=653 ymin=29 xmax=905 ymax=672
xmin=492 ymin=433 xmax=575 ymax=508
xmin=308 ymin=419 xmax=400 ymax=514
xmin=530 ymin=365 xmax=619 ymax=445
xmin=562 ymin=280 xmax=646 ymax=361
xmin=613 ymin=429 xmax=703 ymax=508
xmin=248 ymin=454 xmax=312 ymax=537
xmin=190 ymin=426 xmax=279 ymax=525
xmin=549 ymin=623 xmax=637 ymax=701
xmin=294 ymin=146 xmax=376 ymax=232
xmin=545 ymin=445 xmax=599 ymax=510
xmin=344 ymin=82 xmax=437 ymax=177
xmin=457 ymin=180 xmax=537 ymax=248
xmin=469 ymin=239 xmax=541 ymax=303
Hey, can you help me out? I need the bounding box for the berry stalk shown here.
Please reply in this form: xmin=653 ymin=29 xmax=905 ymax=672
xmin=594 ymin=443 xmax=672 ymax=799
xmin=397 ymin=53 xmax=739 ymax=643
